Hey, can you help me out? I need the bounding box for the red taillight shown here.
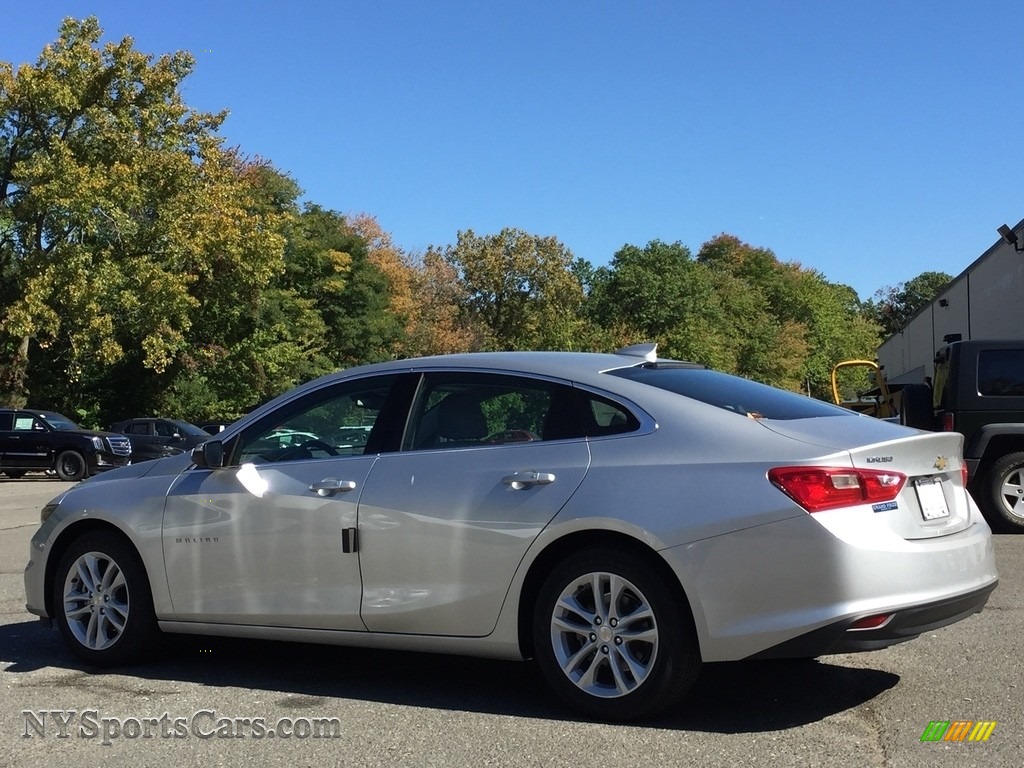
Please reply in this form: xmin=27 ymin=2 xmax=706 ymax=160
xmin=768 ymin=466 xmax=907 ymax=513
xmin=962 ymin=463 xmax=969 ymax=486
xmin=941 ymin=412 xmax=954 ymax=431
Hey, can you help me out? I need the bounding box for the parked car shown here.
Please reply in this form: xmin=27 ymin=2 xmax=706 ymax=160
xmin=0 ymin=408 xmax=131 ymax=481
xmin=108 ymin=418 xmax=210 ymax=463
xmin=24 ymin=346 xmax=998 ymax=720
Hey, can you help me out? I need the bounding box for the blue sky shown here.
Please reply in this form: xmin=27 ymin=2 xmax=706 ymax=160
xmin=6 ymin=1 xmax=1023 ymax=300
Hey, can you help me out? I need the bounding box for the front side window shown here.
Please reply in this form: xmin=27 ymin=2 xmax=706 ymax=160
xmin=403 ymin=373 xmax=584 ymax=451
xmin=235 ymin=375 xmax=398 ymax=464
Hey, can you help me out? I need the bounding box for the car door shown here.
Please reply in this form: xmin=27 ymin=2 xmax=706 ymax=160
xmin=0 ymin=411 xmax=12 ymax=470
xmin=125 ymin=420 xmax=162 ymax=458
xmin=357 ymin=371 xmax=591 ymax=636
xmin=161 ymin=373 xmax=410 ymax=630
xmin=4 ymin=412 xmax=52 ymax=470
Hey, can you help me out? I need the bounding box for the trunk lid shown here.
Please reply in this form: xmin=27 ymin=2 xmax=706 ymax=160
xmin=761 ymin=416 xmax=973 ymax=539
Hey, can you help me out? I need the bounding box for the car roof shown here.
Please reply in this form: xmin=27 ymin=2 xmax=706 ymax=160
xmin=311 ymin=351 xmax=659 ymax=389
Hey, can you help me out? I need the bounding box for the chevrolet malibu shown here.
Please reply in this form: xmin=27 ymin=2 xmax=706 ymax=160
xmin=24 ymin=346 xmax=998 ymax=720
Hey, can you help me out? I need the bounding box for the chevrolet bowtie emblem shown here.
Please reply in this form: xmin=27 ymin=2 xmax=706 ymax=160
xmin=934 ymin=456 xmax=948 ymax=471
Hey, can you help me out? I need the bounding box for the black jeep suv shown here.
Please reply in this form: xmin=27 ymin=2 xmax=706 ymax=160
xmin=906 ymin=340 xmax=1024 ymax=531
xmin=0 ymin=409 xmax=132 ymax=481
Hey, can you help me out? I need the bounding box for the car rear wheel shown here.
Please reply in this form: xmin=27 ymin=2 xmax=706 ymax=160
xmin=3 ymin=470 xmax=27 ymax=479
xmin=52 ymin=532 xmax=159 ymax=666
xmin=984 ymin=451 xmax=1024 ymax=531
xmin=55 ymin=450 xmax=87 ymax=481
xmin=532 ymin=547 xmax=701 ymax=721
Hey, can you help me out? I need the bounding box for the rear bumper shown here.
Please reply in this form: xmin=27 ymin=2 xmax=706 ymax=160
xmin=668 ymin=510 xmax=998 ymax=662
xmin=747 ymin=581 xmax=998 ymax=659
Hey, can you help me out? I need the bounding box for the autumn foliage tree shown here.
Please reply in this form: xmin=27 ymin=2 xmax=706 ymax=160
xmin=0 ymin=17 xmax=287 ymax=419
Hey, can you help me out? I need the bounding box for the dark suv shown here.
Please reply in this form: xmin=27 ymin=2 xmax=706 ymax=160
xmin=108 ymin=418 xmax=209 ymax=462
xmin=0 ymin=409 xmax=132 ymax=481
xmin=919 ymin=340 xmax=1024 ymax=530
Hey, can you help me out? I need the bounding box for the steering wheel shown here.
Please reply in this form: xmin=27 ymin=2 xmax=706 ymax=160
xmin=298 ymin=438 xmax=338 ymax=456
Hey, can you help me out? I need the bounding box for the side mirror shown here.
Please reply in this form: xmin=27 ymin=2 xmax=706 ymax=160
xmin=192 ymin=440 xmax=225 ymax=469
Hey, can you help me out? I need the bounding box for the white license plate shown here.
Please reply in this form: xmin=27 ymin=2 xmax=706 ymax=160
xmin=915 ymin=477 xmax=949 ymax=520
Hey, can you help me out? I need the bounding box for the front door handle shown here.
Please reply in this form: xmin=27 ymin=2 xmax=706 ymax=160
xmin=502 ymin=471 xmax=556 ymax=490
xmin=310 ymin=478 xmax=358 ymax=497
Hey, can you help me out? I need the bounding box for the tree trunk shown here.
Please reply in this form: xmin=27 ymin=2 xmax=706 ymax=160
xmin=0 ymin=335 xmax=30 ymax=407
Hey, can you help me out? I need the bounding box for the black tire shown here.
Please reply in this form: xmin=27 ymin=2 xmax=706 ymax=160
xmin=532 ymin=547 xmax=701 ymax=721
xmin=55 ymin=450 xmax=87 ymax=481
xmin=983 ymin=451 xmax=1024 ymax=531
xmin=52 ymin=531 xmax=160 ymax=666
xmin=3 ymin=470 xmax=27 ymax=479
xmin=899 ymin=384 xmax=934 ymax=429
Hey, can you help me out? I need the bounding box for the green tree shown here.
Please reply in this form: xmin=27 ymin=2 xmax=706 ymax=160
xmin=439 ymin=228 xmax=585 ymax=350
xmin=0 ymin=17 xmax=287 ymax=420
xmin=282 ymin=205 xmax=405 ymax=367
xmin=866 ymin=270 xmax=953 ymax=337
xmin=696 ymin=234 xmax=879 ymax=394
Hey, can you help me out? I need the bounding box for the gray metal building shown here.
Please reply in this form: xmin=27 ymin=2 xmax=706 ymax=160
xmin=877 ymin=218 xmax=1024 ymax=385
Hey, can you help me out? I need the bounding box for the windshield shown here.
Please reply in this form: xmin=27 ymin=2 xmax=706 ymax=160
xmin=37 ymin=412 xmax=82 ymax=431
xmin=608 ymin=366 xmax=852 ymax=420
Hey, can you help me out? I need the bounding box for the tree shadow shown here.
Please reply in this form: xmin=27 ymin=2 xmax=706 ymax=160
xmin=0 ymin=620 xmax=898 ymax=731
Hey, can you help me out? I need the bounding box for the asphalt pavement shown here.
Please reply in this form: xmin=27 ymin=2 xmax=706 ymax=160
xmin=1 ymin=478 xmax=1021 ymax=767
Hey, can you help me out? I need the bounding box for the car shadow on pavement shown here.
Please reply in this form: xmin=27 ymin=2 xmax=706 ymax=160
xmin=0 ymin=620 xmax=899 ymax=732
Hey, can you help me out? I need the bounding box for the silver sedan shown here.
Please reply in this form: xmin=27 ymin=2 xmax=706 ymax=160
xmin=24 ymin=345 xmax=998 ymax=720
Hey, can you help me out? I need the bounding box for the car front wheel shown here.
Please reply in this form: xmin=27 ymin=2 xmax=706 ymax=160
xmin=52 ymin=532 xmax=159 ymax=666
xmin=532 ymin=547 xmax=701 ymax=720
xmin=55 ymin=450 xmax=87 ymax=481
xmin=985 ymin=451 xmax=1024 ymax=531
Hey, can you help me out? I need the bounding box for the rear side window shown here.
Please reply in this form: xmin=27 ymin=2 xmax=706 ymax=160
xmin=977 ymin=350 xmax=1024 ymax=397
xmin=403 ymin=373 xmax=584 ymax=450
xmin=607 ymin=366 xmax=850 ymax=420
xmin=578 ymin=391 xmax=641 ymax=436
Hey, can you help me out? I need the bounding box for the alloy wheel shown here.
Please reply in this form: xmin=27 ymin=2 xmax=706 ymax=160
xmin=549 ymin=571 xmax=659 ymax=698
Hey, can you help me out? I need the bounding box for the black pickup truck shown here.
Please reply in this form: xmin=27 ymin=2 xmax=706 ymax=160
xmin=901 ymin=340 xmax=1024 ymax=531
xmin=0 ymin=408 xmax=132 ymax=481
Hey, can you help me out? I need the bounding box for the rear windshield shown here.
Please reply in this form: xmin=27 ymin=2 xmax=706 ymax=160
xmin=607 ymin=366 xmax=850 ymax=420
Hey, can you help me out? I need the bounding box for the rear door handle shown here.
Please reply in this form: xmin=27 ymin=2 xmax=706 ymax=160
xmin=502 ymin=471 xmax=556 ymax=489
xmin=309 ymin=479 xmax=358 ymax=497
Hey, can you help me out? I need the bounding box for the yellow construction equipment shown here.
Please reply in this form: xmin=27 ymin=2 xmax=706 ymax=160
xmin=830 ymin=360 xmax=898 ymax=419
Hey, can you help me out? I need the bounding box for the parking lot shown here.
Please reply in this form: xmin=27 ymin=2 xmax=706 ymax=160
xmin=1 ymin=478 xmax=1022 ymax=767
